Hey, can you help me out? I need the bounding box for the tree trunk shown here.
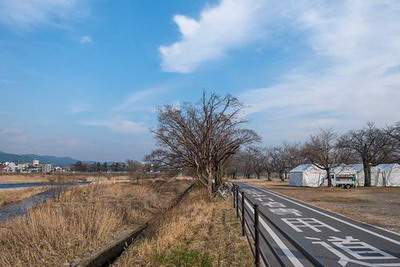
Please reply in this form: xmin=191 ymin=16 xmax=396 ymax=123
xmin=363 ymin=160 xmax=372 ymax=187
xmin=207 ymin=177 xmax=213 ymax=195
xmin=267 ymin=172 xmax=272 ymax=181
xmin=256 ymin=172 xmax=260 ymax=179
xmin=326 ymin=167 xmax=332 ymax=187
xmin=206 ymin=165 xmax=214 ymax=195
xmin=279 ymin=172 xmax=284 ymax=181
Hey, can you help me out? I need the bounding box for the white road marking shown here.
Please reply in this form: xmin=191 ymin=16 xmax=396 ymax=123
xmin=240 ymin=195 xmax=304 ymax=267
xmin=248 ymin=185 xmax=400 ymax=246
xmin=282 ymin=218 xmax=340 ymax=233
xmin=314 ymin=241 xmax=400 ymax=267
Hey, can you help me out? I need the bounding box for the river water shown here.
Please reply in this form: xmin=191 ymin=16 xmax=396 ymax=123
xmin=0 ymin=187 xmax=63 ymax=222
xmin=0 ymin=181 xmax=89 ymax=222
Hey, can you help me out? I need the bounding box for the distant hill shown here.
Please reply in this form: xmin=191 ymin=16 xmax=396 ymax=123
xmin=0 ymin=151 xmax=81 ymax=166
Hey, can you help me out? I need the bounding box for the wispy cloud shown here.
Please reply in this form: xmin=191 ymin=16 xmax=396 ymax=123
xmin=0 ymin=0 xmax=88 ymax=30
xmin=80 ymin=35 xmax=92 ymax=45
xmin=160 ymin=0 xmax=269 ymax=73
xmin=81 ymin=119 xmax=148 ymax=134
xmin=240 ymin=0 xmax=400 ymax=142
xmin=68 ymin=102 xmax=91 ymax=114
xmin=112 ymin=87 xmax=169 ymax=113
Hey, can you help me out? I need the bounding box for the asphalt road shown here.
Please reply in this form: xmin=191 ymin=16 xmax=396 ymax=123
xmin=234 ymin=183 xmax=400 ymax=267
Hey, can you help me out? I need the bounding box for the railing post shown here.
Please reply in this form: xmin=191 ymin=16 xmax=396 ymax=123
xmin=241 ymin=191 xmax=245 ymax=236
xmin=254 ymin=203 xmax=260 ymax=267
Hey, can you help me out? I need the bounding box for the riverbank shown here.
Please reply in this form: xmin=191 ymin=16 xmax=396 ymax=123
xmin=0 ymin=187 xmax=46 ymax=207
xmin=0 ymin=179 xmax=190 ymax=266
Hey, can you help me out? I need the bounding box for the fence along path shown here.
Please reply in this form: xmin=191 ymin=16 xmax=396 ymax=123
xmin=232 ymin=183 xmax=400 ymax=267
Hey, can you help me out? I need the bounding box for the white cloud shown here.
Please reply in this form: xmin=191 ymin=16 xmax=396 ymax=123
xmin=240 ymin=0 xmax=400 ymax=143
xmin=112 ymin=87 xmax=168 ymax=113
xmin=160 ymin=0 xmax=269 ymax=73
xmin=0 ymin=0 xmax=86 ymax=30
xmin=81 ymin=119 xmax=148 ymax=134
xmin=80 ymin=35 xmax=92 ymax=44
xmin=68 ymin=103 xmax=91 ymax=114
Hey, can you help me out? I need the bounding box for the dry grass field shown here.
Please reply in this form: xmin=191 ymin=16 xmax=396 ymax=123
xmin=114 ymin=187 xmax=253 ymax=267
xmin=0 ymin=173 xmax=130 ymax=184
xmin=0 ymin=187 xmax=46 ymax=207
xmin=242 ymin=179 xmax=400 ymax=233
xmin=0 ymin=174 xmax=49 ymax=183
xmin=0 ymin=179 xmax=190 ymax=267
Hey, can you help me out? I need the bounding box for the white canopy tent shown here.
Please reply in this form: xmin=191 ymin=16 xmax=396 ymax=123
xmin=289 ymin=164 xmax=326 ymax=187
xmin=372 ymin=164 xmax=400 ymax=187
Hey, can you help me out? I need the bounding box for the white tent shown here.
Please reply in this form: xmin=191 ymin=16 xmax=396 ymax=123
xmin=372 ymin=164 xmax=400 ymax=187
xmin=289 ymin=164 xmax=326 ymax=187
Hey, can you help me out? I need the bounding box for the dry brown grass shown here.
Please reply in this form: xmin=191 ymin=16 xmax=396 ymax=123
xmin=0 ymin=187 xmax=47 ymax=207
xmin=0 ymin=174 xmax=49 ymax=183
xmin=0 ymin=173 xmax=130 ymax=184
xmin=0 ymin=179 xmax=190 ymax=267
xmin=114 ymin=187 xmax=253 ymax=267
xmin=242 ymin=179 xmax=400 ymax=233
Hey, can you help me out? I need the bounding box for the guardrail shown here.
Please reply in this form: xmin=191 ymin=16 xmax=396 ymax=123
xmin=232 ymin=184 xmax=269 ymax=267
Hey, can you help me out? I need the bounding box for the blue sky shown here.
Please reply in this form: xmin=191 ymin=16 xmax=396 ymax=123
xmin=1 ymin=0 xmax=399 ymax=161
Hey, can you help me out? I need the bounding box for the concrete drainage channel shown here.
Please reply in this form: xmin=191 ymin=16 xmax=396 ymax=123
xmin=71 ymin=182 xmax=196 ymax=267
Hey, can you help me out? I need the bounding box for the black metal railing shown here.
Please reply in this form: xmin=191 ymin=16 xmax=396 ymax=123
xmin=232 ymin=184 xmax=270 ymax=267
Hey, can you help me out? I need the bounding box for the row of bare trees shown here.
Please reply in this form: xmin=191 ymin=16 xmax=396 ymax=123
xmin=145 ymin=92 xmax=400 ymax=194
xmin=228 ymin=122 xmax=400 ymax=187
xmin=224 ymin=144 xmax=303 ymax=181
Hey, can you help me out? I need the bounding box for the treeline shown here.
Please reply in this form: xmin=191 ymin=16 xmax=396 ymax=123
xmin=225 ymin=122 xmax=400 ymax=187
xmin=71 ymin=160 xmax=152 ymax=173
xmin=145 ymin=92 xmax=400 ymax=194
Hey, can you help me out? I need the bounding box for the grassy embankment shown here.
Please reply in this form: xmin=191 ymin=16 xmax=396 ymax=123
xmin=115 ymin=187 xmax=253 ymax=267
xmin=0 ymin=188 xmax=46 ymax=207
xmin=0 ymin=179 xmax=190 ymax=266
xmin=243 ymin=179 xmax=400 ymax=233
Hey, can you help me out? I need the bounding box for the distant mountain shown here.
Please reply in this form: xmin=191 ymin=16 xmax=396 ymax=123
xmin=0 ymin=151 xmax=81 ymax=166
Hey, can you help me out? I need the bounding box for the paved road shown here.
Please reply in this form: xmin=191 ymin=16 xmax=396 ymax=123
xmin=234 ymin=183 xmax=400 ymax=267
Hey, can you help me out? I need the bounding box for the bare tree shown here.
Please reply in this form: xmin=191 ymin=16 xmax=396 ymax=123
xmin=388 ymin=122 xmax=400 ymax=142
xmin=303 ymin=128 xmax=349 ymax=187
xmin=264 ymin=148 xmax=274 ymax=181
xmin=270 ymin=146 xmax=288 ymax=181
xmin=224 ymin=153 xmax=241 ymax=179
xmin=240 ymin=149 xmax=254 ymax=179
xmin=338 ymin=123 xmax=394 ymax=187
xmin=248 ymin=146 xmax=267 ymax=179
xmin=150 ymin=93 xmax=260 ymax=195
xmin=126 ymin=160 xmax=144 ymax=183
xmin=270 ymin=143 xmax=304 ymax=181
xmin=283 ymin=143 xmax=304 ymax=175
xmin=387 ymin=122 xmax=400 ymax=162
